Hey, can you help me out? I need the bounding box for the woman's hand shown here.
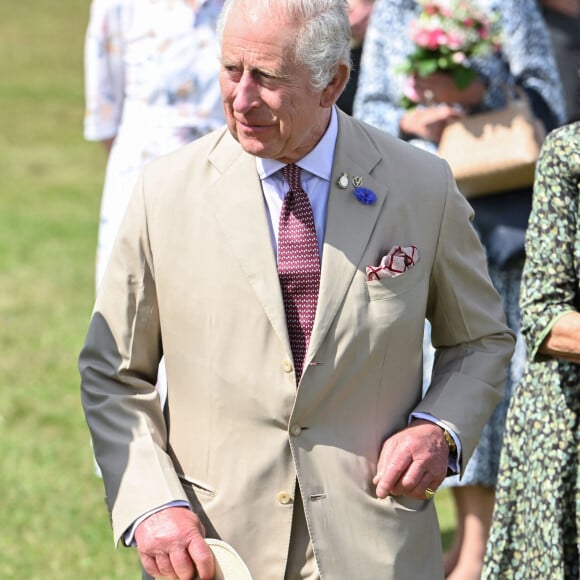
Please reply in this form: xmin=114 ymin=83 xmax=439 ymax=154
xmin=539 ymin=311 xmax=580 ymax=363
xmin=400 ymin=104 xmax=463 ymax=144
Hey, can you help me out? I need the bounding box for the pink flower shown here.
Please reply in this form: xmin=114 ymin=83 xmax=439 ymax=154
xmin=436 ymin=30 xmax=451 ymax=47
xmin=403 ymin=77 xmax=420 ymax=103
xmin=424 ymin=3 xmax=438 ymax=15
xmin=411 ymin=25 xmax=432 ymax=48
xmin=412 ymin=26 xmax=448 ymax=50
xmin=446 ymin=31 xmax=464 ymax=50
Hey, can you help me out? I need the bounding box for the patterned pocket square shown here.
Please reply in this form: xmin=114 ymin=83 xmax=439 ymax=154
xmin=366 ymin=245 xmax=419 ymax=281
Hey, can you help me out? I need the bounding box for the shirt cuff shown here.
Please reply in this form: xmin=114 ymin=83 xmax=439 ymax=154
xmin=410 ymin=412 xmax=461 ymax=473
xmin=123 ymin=500 xmax=191 ymax=547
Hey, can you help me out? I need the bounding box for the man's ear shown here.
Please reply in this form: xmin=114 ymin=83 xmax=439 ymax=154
xmin=320 ymin=62 xmax=351 ymax=107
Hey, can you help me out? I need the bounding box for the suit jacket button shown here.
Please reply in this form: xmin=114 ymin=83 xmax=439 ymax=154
xmin=282 ymin=359 xmax=293 ymax=373
xmin=277 ymin=491 xmax=292 ymax=505
xmin=289 ymin=424 xmax=302 ymax=437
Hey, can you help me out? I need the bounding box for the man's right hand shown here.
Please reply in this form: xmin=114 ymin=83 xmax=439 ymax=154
xmin=135 ymin=506 xmax=215 ymax=580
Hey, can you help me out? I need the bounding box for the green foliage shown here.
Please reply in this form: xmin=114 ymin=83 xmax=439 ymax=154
xmin=0 ymin=1 xmax=455 ymax=577
xmin=403 ymin=49 xmax=476 ymax=88
xmin=453 ymin=64 xmax=477 ymax=90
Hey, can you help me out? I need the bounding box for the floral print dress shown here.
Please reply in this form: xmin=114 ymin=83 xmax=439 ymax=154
xmin=84 ymin=0 xmax=224 ymax=286
xmin=483 ymin=122 xmax=580 ymax=579
xmin=354 ymin=0 xmax=565 ymax=488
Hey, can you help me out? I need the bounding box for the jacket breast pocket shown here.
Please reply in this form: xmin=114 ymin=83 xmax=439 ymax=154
xmin=365 ymin=262 xmax=423 ymax=301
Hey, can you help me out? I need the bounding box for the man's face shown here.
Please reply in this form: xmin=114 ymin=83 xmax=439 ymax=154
xmin=219 ymin=7 xmax=338 ymax=163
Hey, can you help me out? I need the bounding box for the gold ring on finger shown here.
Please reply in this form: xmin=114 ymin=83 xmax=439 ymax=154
xmin=424 ymin=487 xmax=436 ymax=500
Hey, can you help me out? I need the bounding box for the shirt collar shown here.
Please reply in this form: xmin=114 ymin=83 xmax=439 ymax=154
xmin=256 ymin=106 xmax=338 ymax=181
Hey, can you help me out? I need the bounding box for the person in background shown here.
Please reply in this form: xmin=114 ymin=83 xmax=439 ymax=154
xmin=78 ymin=0 xmax=515 ymax=578
xmin=336 ymin=0 xmax=374 ymax=115
xmin=354 ymin=2 xmax=565 ymax=579
xmin=484 ymin=120 xmax=580 ymax=578
xmin=83 ymin=0 xmax=225 ymax=420
xmin=84 ymin=0 xmax=225 ymax=290
xmin=540 ymin=0 xmax=580 ymax=122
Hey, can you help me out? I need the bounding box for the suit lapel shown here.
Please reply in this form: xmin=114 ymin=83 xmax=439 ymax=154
xmin=205 ymin=133 xmax=290 ymax=350
xmin=307 ymin=114 xmax=386 ymax=363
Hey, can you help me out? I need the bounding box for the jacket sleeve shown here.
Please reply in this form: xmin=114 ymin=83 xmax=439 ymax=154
xmin=79 ymin=171 xmax=188 ymax=545
xmin=415 ymin=160 xmax=516 ymax=467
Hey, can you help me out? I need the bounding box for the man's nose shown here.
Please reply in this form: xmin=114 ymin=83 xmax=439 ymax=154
xmin=233 ymin=72 xmax=260 ymax=112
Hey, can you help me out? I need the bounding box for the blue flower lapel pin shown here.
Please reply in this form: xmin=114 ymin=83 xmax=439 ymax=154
xmin=353 ymin=186 xmax=377 ymax=205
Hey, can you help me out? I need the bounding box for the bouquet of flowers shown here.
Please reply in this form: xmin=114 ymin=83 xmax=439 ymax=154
xmin=399 ymin=0 xmax=501 ymax=109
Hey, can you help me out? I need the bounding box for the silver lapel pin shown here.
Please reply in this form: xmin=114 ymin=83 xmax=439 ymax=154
xmin=337 ymin=172 xmax=349 ymax=189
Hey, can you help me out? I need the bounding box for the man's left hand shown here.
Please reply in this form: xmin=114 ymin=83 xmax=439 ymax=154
xmin=373 ymin=419 xmax=449 ymax=500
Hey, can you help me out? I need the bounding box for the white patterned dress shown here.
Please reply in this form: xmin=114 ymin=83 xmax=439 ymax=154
xmin=84 ymin=0 xmax=225 ymax=286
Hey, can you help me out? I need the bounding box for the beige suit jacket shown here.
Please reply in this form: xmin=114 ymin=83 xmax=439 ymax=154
xmin=80 ymin=110 xmax=515 ymax=579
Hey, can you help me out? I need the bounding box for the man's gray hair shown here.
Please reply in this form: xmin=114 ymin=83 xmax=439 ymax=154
xmin=217 ymin=0 xmax=352 ymax=91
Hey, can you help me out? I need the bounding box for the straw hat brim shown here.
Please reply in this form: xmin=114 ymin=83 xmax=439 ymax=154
xmin=203 ymin=538 xmax=253 ymax=580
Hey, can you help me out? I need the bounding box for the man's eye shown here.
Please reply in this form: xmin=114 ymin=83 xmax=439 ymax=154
xmin=224 ymin=66 xmax=242 ymax=79
xmin=257 ymin=71 xmax=281 ymax=84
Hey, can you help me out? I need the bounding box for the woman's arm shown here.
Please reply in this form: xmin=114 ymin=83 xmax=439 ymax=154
xmin=520 ymin=124 xmax=580 ymax=360
xmin=84 ymin=0 xmax=125 ymax=142
xmin=539 ymin=312 xmax=580 ymax=363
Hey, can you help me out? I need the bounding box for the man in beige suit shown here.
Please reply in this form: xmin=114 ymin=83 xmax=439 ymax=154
xmin=79 ymin=0 xmax=515 ymax=578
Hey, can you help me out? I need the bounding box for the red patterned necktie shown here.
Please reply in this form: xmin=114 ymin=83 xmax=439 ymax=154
xmin=277 ymin=164 xmax=321 ymax=378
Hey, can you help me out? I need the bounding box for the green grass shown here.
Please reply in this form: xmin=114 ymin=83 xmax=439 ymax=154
xmin=0 ymin=2 xmax=455 ymax=577
xmin=0 ymin=1 xmax=138 ymax=577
